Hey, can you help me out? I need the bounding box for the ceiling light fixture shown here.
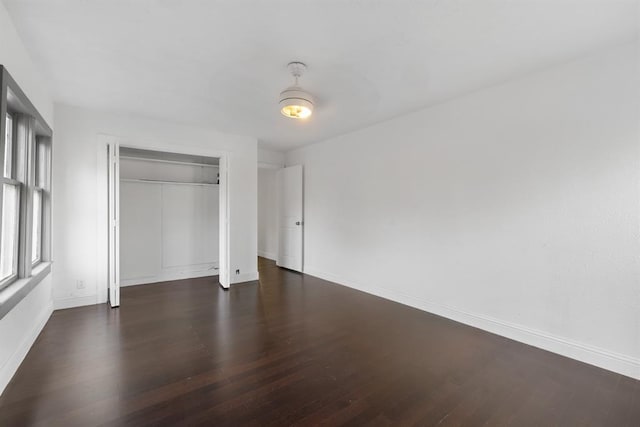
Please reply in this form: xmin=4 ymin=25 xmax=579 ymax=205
xmin=279 ymin=62 xmax=314 ymax=119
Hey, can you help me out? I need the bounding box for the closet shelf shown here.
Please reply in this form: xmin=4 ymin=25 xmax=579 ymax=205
xmin=120 ymin=178 xmax=219 ymax=186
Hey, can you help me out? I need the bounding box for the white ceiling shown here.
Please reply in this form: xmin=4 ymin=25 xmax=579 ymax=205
xmin=4 ymin=0 xmax=637 ymax=151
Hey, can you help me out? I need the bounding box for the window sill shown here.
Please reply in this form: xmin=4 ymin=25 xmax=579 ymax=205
xmin=0 ymin=262 xmax=52 ymax=320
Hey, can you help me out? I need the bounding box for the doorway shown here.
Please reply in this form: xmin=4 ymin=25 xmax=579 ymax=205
xmin=100 ymin=138 xmax=230 ymax=307
xmin=276 ymin=165 xmax=303 ymax=272
xmin=257 ymin=164 xmax=304 ymax=273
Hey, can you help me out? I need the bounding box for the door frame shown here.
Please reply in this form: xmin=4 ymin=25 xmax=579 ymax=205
xmin=276 ymin=164 xmax=304 ymax=272
xmin=96 ymin=134 xmax=231 ymax=306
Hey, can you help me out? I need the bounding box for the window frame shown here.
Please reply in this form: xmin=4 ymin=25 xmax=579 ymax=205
xmin=30 ymin=138 xmax=48 ymax=267
xmin=4 ymin=112 xmax=12 ymax=178
xmin=0 ymin=179 xmax=21 ymax=289
xmin=0 ymin=111 xmax=21 ymax=289
xmin=0 ymin=65 xmax=53 ymax=319
xmin=31 ymin=187 xmax=43 ymax=266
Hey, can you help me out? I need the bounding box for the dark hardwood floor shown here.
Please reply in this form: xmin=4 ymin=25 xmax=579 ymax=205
xmin=0 ymin=257 xmax=638 ymax=426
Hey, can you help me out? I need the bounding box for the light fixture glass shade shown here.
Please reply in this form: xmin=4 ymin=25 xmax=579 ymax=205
xmin=279 ymin=87 xmax=314 ymax=119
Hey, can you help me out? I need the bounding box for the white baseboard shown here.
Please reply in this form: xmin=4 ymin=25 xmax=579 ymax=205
xmin=304 ymin=267 xmax=640 ymax=380
xmin=0 ymin=301 xmax=53 ymax=396
xmin=55 ymin=270 xmax=222 ymax=309
xmin=257 ymin=251 xmax=277 ymax=261
xmin=54 ymin=295 xmax=99 ymax=310
xmin=231 ymin=271 xmax=259 ymax=285
xmin=121 ymin=268 xmax=219 ymax=287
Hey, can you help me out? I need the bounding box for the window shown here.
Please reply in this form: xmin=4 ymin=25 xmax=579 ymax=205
xmin=0 ymin=110 xmax=52 ymax=289
xmin=0 ymin=182 xmax=19 ymax=283
xmin=31 ymin=141 xmax=46 ymax=266
xmin=0 ymin=66 xmax=52 ymax=317
xmin=31 ymin=189 xmax=42 ymax=265
xmin=0 ymin=113 xmax=20 ymax=287
xmin=4 ymin=113 xmax=12 ymax=177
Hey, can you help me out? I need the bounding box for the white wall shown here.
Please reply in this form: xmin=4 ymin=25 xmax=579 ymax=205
xmin=52 ymin=104 xmax=258 ymax=309
xmin=0 ymin=3 xmax=52 ymax=125
xmin=287 ymin=43 xmax=640 ymax=379
xmin=257 ymin=148 xmax=283 ymax=260
xmin=258 ymin=147 xmax=285 ymax=168
xmin=119 ymin=158 xmax=220 ymax=285
xmin=120 ymin=181 xmax=219 ymax=286
xmin=0 ymin=276 xmax=52 ymax=394
xmin=119 ymin=157 xmax=218 ymax=183
xmin=258 ymin=168 xmax=278 ymax=260
xmin=0 ymin=2 xmax=54 ymax=395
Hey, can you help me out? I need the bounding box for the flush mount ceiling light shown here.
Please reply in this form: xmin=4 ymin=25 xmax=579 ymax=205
xmin=279 ymin=62 xmax=314 ymax=119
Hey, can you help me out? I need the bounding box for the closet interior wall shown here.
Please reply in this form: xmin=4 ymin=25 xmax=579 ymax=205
xmin=119 ymin=154 xmax=220 ymax=286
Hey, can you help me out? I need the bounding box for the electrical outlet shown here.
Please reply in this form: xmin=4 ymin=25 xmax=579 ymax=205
xmin=235 ymin=269 xmax=240 ymax=275
xmin=76 ymin=280 xmax=85 ymax=289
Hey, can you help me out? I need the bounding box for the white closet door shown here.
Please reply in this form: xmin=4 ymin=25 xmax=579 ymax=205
xmin=107 ymin=143 xmax=120 ymax=307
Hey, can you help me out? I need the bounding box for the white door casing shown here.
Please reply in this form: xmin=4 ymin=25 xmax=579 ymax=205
xmin=218 ymin=155 xmax=230 ymax=288
xmin=100 ymin=137 xmax=231 ymax=302
xmin=107 ymin=142 xmax=120 ymax=307
xmin=276 ymin=165 xmax=303 ymax=272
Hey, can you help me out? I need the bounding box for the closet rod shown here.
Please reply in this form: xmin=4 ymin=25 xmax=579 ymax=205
xmin=121 ymin=178 xmax=219 ymax=187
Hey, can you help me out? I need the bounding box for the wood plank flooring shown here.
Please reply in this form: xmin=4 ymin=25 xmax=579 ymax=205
xmin=0 ymin=257 xmax=639 ymax=426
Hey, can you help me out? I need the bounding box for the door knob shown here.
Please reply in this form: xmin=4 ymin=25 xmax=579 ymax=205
xmin=295 ymin=221 xmax=301 ymax=226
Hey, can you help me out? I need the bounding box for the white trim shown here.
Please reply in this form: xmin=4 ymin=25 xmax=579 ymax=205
xmin=231 ymin=271 xmax=259 ymax=285
xmin=0 ymin=300 xmax=52 ymax=396
xmin=257 ymin=251 xmax=277 ymax=261
xmin=95 ymin=134 xmax=232 ymax=305
xmin=0 ymin=262 xmax=52 ymax=319
xmin=258 ymin=161 xmax=282 ymax=170
xmin=120 ymin=178 xmax=218 ymax=187
xmin=120 ymin=156 xmax=219 ymax=169
xmin=53 ymin=295 xmax=99 ymax=310
xmin=304 ymin=266 xmax=640 ymax=380
xmin=107 ymin=141 xmax=120 ymax=308
xmin=96 ymin=138 xmax=110 ymax=305
xmin=161 ymin=259 xmax=217 ymax=269
xmin=121 ymin=268 xmax=219 ymax=287
xmin=219 ymin=156 xmax=230 ymax=288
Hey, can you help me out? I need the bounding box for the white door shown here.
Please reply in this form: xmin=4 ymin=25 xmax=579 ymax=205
xmin=218 ymin=157 xmax=230 ymax=288
xmin=277 ymin=165 xmax=303 ymax=272
xmin=107 ymin=143 xmax=120 ymax=307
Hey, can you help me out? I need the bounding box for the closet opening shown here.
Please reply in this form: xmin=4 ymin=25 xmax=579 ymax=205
xmin=108 ymin=146 xmax=226 ymax=306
